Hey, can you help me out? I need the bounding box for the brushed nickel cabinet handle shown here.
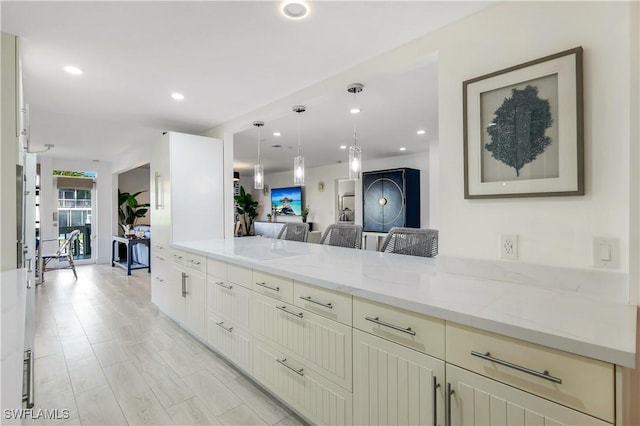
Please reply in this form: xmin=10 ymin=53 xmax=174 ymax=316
xmin=216 ymin=321 xmax=233 ymax=333
xmin=299 ymin=295 xmax=333 ymax=309
xmin=446 ymin=383 xmax=454 ymax=426
xmin=365 ymin=316 xmax=416 ymax=336
xmin=216 ymin=281 xmax=233 ymax=290
xmin=277 ymin=305 xmax=303 ymax=318
xmin=277 ymin=358 xmax=304 ymax=376
xmin=433 ymin=376 xmax=440 ymax=426
xmin=470 ymin=351 xmax=562 ymax=384
xmin=256 ymin=281 xmax=280 ymax=292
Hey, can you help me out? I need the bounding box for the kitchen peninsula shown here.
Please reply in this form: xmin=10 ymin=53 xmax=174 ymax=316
xmin=151 ymin=236 xmax=636 ymax=425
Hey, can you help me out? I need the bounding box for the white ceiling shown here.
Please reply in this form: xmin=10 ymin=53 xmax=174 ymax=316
xmin=2 ymin=1 xmax=493 ymax=164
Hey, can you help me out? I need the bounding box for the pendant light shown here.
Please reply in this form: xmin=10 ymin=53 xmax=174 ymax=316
xmin=292 ymin=105 xmax=306 ymax=186
xmin=253 ymin=121 xmax=264 ymax=190
xmin=347 ymin=83 xmax=363 ymax=180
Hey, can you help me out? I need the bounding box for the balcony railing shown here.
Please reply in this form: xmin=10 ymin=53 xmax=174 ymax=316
xmin=58 ymin=225 xmax=92 ymax=259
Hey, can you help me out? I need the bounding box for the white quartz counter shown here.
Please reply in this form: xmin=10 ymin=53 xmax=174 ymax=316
xmin=172 ymin=237 xmax=637 ymax=367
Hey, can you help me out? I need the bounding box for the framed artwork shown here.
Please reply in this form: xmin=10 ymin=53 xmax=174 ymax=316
xmin=463 ymin=47 xmax=583 ymax=199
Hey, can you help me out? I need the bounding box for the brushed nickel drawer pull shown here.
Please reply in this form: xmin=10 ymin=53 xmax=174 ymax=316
xmin=216 ymin=281 xmax=233 ymax=290
xmin=470 ymin=351 xmax=562 ymax=384
xmin=300 ymin=295 xmax=333 ymax=309
xmin=277 ymin=358 xmax=304 ymax=376
xmin=277 ymin=305 xmax=303 ymax=318
xmin=216 ymin=321 xmax=233 ymax=333
xmin=433 ymin=376 xmax=440 ymax=426
xmin=256 ymin=281 xmax=280 ymax=292
xmin=365 ymin=316 xmax=416 ymax=336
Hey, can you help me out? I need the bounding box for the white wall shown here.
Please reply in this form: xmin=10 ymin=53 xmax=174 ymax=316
xmin=117 ymin=165 xmax=150 ymax=225
xmin=39 ymin=158 xmax=113 ymax=264
xmin=433 ymin=1 xmax=633 ymax=271
xmin=209 ymin=2 xmax=637 ymax=277
xmin=251 ymin=149 xmax=435 ymax=235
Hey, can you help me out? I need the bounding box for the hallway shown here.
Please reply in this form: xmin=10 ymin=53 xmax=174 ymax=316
xmin=30 ymin=265 xmax=304 ymax=425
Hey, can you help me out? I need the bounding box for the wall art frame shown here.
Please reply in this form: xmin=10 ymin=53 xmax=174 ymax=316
xmin=463 ymin=46 xmax=584 ymax=199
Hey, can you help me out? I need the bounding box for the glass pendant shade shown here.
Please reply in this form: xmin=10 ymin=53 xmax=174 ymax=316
xmin=254 ymin=164 xmax=264 ymax=190
xmin=293 ymin=155 xmax=305 ymax=186
xmin=349 ymin=145 xmax=362 ymax=180
xmin=253 ymin=120 xmax=265 ymax=190
xmin=292 ymin=105 xmax=306 ymax=186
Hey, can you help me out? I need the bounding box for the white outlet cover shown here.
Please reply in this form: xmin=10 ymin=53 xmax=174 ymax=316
xmin=500 ymin=234 xmax=518 ymax=260
xmin=593 ymin=237 xmax=620 ymax=269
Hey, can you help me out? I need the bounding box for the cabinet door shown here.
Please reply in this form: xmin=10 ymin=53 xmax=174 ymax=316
xmin=170 ymin=266 xmax=186 ymax=324
xmin=185 ymin=270 xmax=206 ymax=338
xmin=353 ymin=329 xmax=444 ymax=426
xmin=170 ymin=132 xmax=224 ymax=242
xmin=151 ymin=134 xmax=171 ymax=245
xmin=253 ymin=338 xmax=353 ymax=426
xmin=252 ymin=294 xmax=352 ymax=391
xmin=446 ymin=365 xmax=610 ymax=426
xmin=208 ymin=312 xmax=252 ymax=373
xmin=207 ymin=276 xmax=252 ymax=329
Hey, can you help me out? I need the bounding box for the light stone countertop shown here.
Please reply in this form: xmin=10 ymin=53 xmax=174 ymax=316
xmin=172 ymin=237 xmax=637 ymax=367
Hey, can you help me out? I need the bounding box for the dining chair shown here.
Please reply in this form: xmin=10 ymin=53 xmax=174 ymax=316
xmin=40 ymin=229 xmax=81 ymax=280
xmin=276 ymin=223 xmax=310 ymax=242
xmin=379 ymin=227 xmax=438 ymax=258
xmin=319 ymin=224 xmax=363 ymax=249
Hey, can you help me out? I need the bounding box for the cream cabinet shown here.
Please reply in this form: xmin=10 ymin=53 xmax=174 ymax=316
xmin=150 ymin=131 xmax=224 ymax=245
xmin=253 ymin=338 xmax=353 ymax=425
xmin=150 ymin=243 xmax=171 ymax=312
xmin=170 ymin=250 xmax=207 ymax=339
xmin=446 ymin=323 xmax=614 ymax=423
xmin=206 ymin=265 xmax=253 ymax=373
xmin=446 ymin=364 xmax=609 ymax=426
xmin=252 ymin=293 xmax=353 ymax=391
xmin=353 ymin=329 xmax=445 ymax=426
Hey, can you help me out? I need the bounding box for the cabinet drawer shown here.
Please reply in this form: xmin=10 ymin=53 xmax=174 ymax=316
xmin=294 ymin=281 xmax=352 ymax=326
xmin=253 ymin=270 xmax=293 ymax=304
xmin=207 ymin=312 xmax=252 ymax=374
xmin=353 ymin=297 xmax=445 ymax=359
xmin=207 ymin=258 xmax=227 ymax=279
xmin=252 ymin=294 xmax=352 ymax=391
xmin=446 ymin=323 xmax=615 ymax=423
xmin=253 ymin=338 xmax=353 ymax=426
xmin=227 ymin=264 xmax=252 ymax=289
xmin=207 ymin=277 xmax=252 ymax=329
xmin=183 ymin=252 xmax=205 ymax=273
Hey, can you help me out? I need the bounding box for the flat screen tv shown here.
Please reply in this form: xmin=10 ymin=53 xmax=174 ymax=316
xmin=271 ymin=186 xmax=303 ymax=216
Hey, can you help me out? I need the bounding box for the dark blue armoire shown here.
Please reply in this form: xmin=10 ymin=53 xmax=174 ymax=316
xmin=362 ymin=168 xmax=420 ymax=232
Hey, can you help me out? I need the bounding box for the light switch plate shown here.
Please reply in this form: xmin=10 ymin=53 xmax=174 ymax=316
xmin=593 ymin=237 xmax=620 ymax=269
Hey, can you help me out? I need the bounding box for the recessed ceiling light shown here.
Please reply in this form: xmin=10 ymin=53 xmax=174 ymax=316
xmin=400 ymin=147 xmax=407 ymax=151
xmin=350 ymin=107 xmax=361 ymax=114
xmin=171 ymin=92 xmax=184 ymax=101
xmin=64 ymin=65 xmax=83 ymax=75
xmin=416 ymin=129 xmax=426 ymax=135
xmin=339 ymin=145 xmax=347 ymax=150
xmin=282 ymin=1 xmax=309 ymax=19
xmin=273 ymin=132 xmax=281 ymax=137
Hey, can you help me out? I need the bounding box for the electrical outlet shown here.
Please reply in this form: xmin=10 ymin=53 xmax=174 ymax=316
xmin=500 ymin=234 xmax=518 ymax=260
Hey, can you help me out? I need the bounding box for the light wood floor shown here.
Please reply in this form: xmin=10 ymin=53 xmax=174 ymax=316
xmin=30 ymin=264 xmax=305 ymax=426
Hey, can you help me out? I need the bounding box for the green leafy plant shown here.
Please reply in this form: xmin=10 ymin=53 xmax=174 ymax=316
xmin=301 ymin=205 xmax=310 ymax=222
xmin=118 ymin=189 xmax=150 ymax=234
xmin=234 ymin=186 xmax=259 ymax=233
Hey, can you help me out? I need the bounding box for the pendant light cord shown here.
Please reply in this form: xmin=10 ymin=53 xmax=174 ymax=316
xmin=297 ymin=112 xmax=302 ymax=156
xmin=257 ymin=126 xmax=261 ymax=164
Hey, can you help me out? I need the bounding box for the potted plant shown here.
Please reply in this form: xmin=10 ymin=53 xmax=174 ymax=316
xmin=301 ymin=205 xmax=310 ymax=223
xmin=118 ymin=189 xmax=150 ymax=236
xmin=234 ymin=186 xmax=259 ymax=235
